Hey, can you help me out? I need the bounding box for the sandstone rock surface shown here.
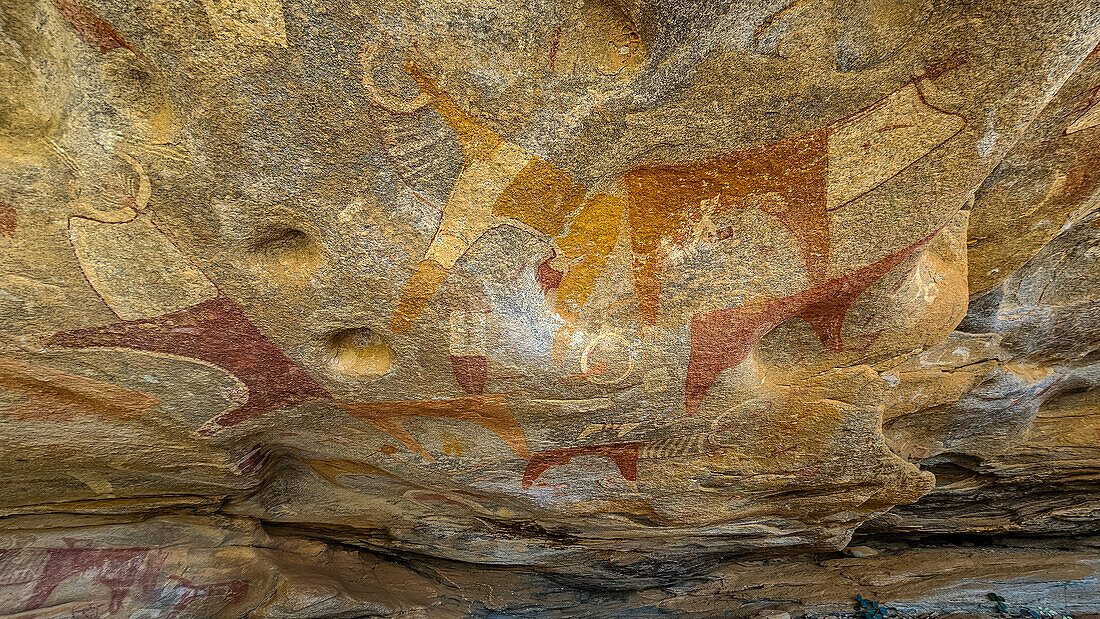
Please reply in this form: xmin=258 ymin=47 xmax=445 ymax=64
xmin=1 ymin=0 xmax=1099 ymax=614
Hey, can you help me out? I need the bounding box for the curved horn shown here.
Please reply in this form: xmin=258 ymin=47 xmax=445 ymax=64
xmin=360 ymin=42 xmax=432 ymax=115
xmin=117 ymin=152 xmax=151 ymax=211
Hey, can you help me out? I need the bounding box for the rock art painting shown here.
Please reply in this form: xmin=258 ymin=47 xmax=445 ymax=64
xmin=18 ymin=546 xmax=166 ymax=614
xmin=337 ymin=394 xmax=530 ymax=461
xmin=684 ymin=224 xmax=944 ymax=414
xmin=522 ymin=441 xmax=646 ymax=489
xmin=3 ymin=0 xmax=1100 ymax=613
xmin=48 ymin=294 xmax=331 ymax=434
xmin=368 ymin=58 xmax=624 ymax=335
xmin=50 ymin=0 xmax=137 ymax=54
xmin=154 ymin=577 xmax=249 ymax=618
xmin=0 ymin=204 xmax=16 ymax=237
xmin=69 ymin=215 xmax=219 ymax=320
xmin=448 ymin=309 xmax=489 ymax=394
xmin=625 ymin=68 xmax=966 ymax=325
xmin=0 ymin=531 xmax=259 ymax=616
xmin=0 ymin=355 xmax=158 ymax=421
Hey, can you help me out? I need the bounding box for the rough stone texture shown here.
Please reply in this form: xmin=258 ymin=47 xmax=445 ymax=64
xmin=1 ymin=0 xmax=1099 ymax=614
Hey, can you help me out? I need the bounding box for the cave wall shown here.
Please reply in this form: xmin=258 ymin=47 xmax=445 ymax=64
xmin=1 ymin=0 xmax=1099 ymax=614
